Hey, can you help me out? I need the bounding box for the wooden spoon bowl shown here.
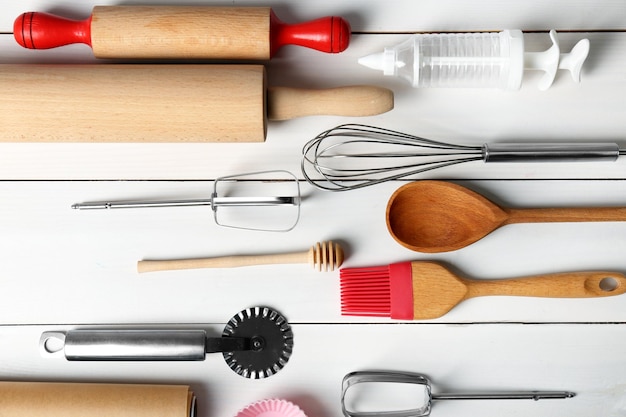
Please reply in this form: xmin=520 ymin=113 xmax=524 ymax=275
xmin=386 ymin=181 xmax=626 ymax=253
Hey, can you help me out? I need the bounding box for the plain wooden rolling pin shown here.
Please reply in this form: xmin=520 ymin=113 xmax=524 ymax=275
xmin=0 ymin=381 xmax=195 ymax=417
xmin=0 ymin=64 xmax=393 ymax=142
xmin=14 ymin=6 xmax=351 ymax=59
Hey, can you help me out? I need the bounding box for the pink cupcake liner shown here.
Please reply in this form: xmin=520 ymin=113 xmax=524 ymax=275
xmin=235 ymin=399 xmax=307 ymax=417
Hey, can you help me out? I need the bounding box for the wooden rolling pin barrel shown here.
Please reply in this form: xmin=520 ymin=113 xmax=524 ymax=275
xmin=14 ymin=6 xmax=351 ymax=59
xmin=0 ymin=64 xmax=393 ymax=142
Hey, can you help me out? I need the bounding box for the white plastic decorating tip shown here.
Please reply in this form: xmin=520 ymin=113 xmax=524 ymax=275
xmin=358 ymin=52 xmax=385 ymax=71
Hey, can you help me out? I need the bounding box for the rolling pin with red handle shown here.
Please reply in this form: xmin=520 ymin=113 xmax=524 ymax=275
xmin=14 ymin=6 xmax=351 ymax=59
xmin=0 ymin=64 xmax=393 ymax=143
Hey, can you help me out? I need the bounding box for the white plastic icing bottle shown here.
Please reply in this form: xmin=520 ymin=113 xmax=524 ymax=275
xmin=358 ymin=30 xmax=590 ymax=90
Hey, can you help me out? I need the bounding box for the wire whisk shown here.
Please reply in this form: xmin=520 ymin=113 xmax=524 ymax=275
xmin=301 ymin=124 xmax=623 ymax=191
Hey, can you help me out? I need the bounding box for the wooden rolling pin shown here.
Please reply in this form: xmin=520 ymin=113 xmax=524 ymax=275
xmin=14 ymin=6 xmax=351 ymax=59
xmin=0 ymin=64 xmax=393 ymax=142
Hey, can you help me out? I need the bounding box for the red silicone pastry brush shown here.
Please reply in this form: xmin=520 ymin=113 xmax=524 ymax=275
xmin=340 ymin=261 xmax=626 ymax=320
xmin=14 ymin=6 xmax=351 ymax=59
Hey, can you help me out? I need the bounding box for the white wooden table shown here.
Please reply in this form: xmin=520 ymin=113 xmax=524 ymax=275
xmin=1 ymin=1 xmax=626 ymax=416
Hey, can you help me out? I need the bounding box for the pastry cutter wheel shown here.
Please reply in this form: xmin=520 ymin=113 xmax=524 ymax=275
xmin=40 ymin=306 xmax=294 ymax=379
xmin=342 ymin=371 xmax=575 ymax=417
xmin=71 ymin=170 xmax=301 ymax=232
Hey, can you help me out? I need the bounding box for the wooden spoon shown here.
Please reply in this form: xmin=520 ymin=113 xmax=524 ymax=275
xmin=386 ymin=181 xmax=626 ymax=253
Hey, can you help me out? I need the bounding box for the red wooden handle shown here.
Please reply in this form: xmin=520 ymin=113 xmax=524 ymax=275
xmin=14 ymin=12 xmax=92 ymax=49
xmin=269 ymin=10 xmax=350 ymax=57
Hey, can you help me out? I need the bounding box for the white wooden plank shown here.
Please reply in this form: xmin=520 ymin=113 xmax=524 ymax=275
xmin=1 ymin=180 xmax=626 ymax=325
xmin=0 ymin=2 xmax=625 ymax=417
xmin=0 ymin=323 xmax=624 ymax=417
xmin=0 ymin=0 xmax=624 ymax=33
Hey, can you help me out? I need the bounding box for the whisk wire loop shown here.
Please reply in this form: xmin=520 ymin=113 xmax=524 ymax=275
xmin=302 ymin=124 xmax=622 ymax=191
xmin=302 ymin=124 xmax=483 ymax=191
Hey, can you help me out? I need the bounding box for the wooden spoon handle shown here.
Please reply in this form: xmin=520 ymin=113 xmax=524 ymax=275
xmin=138 ymin=252 xmax=307 ymax=273
xmin=465 ymin=271 xmax=626 ymax=299
xmin=267 ymin=85 xmax=393 ymax=120
xmin=506 ymin=207 xmax=626 ymax=224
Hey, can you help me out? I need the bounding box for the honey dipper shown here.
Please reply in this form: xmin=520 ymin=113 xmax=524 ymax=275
xmin=138 ymin=241 xmax=344 ymax=273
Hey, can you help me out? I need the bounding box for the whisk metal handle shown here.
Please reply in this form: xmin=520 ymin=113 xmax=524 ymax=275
xmin=483 ymin=143 xmax=620 ymax=163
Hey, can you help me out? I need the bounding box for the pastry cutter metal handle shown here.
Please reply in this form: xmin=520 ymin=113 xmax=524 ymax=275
xmin=40 ymin=329 xmax=253 ymax=360
xmin=342 ymin=371 xmax=575 ymax=417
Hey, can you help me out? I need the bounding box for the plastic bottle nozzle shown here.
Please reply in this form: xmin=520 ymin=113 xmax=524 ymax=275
xmin=358 ymin=30 xmax=590 ymax=90
xmin=358 ymin=52 xmax=385 ymax=71
xmin=358 ymin=50 xmax=398 ymax=75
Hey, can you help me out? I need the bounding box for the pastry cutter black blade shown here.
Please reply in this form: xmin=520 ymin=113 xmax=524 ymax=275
xmin=222 ymin=306 xmax=293 ymax=379
xmin=39 ymin=306 xmax=294 ymax=379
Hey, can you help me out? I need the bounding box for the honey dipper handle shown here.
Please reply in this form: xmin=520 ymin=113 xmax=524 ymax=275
xmin=138 ymin=252 xmax=307 ymax=273
xmin=267 ymin=85 xmax=394 ymax=120
xmin=465 ymin=271 xmax=626 ymax=299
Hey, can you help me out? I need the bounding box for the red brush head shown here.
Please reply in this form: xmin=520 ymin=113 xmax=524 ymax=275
xmin=340 ymin=262 xmax=414 ymax=320
xmin=269 ymin=11 xmax=351 ymax=57
xmin=14 ymin=12 xmax=92 ymax=50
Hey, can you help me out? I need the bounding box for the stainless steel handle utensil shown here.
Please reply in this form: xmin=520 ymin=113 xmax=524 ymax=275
xmin=41 ymin=330 xmax=226 ymax=360
xmin=72 ymin=170 xmax=301 ymax=231
xmin=482 ymin=143 xmax=620 ymax=162
xmin=341 ymin=371 xmax=574 ymax=417
xmin=302 ymin=124 xmax=625 ymax=191
xmin=39 ymin=307 xmax=294 ymax=379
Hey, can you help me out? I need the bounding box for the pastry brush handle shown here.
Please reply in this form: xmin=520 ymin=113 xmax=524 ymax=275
xmin=138 ymin=252 xmax=307 ymax=273
xmin=465 ymin=271 xmax=626 ymax=299
xmin=267 ymin=85 xmax=394 ymax=120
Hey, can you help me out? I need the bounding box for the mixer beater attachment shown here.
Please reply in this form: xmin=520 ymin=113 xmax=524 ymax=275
xmin=72 ymin=170 xmax=301 ymax=231
xmin=302 ymin=124 xmax=623 ymax=191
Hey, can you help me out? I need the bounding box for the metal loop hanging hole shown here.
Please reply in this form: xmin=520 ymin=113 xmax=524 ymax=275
xmin=39 ymin=331 xmax=66 ymax=356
